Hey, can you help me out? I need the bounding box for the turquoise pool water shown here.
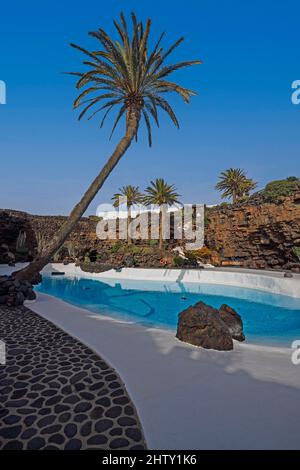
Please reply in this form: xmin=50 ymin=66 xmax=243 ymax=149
xmin=37 ymin=275 xmax=300 ymax=347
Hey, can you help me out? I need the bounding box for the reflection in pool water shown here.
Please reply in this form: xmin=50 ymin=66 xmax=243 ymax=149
xmin=37 ymin=275 xmax=300 ymax=347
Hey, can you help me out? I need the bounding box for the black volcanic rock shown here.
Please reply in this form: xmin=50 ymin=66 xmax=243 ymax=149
xmin=176 ymin=301 xmax=234 ymax=351
xmin=219 ymin=304 xmax=245 ymax=342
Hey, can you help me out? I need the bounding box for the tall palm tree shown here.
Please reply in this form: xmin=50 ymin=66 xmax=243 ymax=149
xmin=16 ymin=12 xmax=201 ymax=282
xmin=215 ymin=168 xmax=257 ymax=203
xmin=144 ymin=178 xmax=180 ymax=250
xmin=112 ymin=185 xmax=143 ymax=244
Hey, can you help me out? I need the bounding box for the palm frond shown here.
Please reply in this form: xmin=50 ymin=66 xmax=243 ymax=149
xmin=142 ymin=109 xmax=152 ymax=146
xmin=69 ymin=11 xmax=201 ymax=144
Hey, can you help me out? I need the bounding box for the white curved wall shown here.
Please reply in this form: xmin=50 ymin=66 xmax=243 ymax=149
xmin=42 ymin=263 xmax=300 ymax=299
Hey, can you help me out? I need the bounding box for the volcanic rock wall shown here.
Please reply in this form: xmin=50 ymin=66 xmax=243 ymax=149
xmin=1 ymin=191 xmax=300 ymax=271
xmin=205 ymin=191 xmax=300 ymax=271
xmin=0 ymin=210 xmax=101 ymax=263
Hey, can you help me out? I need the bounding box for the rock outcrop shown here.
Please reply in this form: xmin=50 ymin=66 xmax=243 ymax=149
xmin=205 ymin=190 xmax=300 ymax=272
xmin=0 ymin=275 xmax=36 ymax=306
xmin=177 ymin=302 xmax=231 ymax=350
xmin=176 ymin=301 xmax=245 ymax=351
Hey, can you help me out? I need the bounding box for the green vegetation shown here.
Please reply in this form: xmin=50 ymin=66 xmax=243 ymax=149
xmin=184 ymin=251 xmax=198 ymax=262
xmin=88 ymin=215 xmax=102 ymax=222
xmin=144 ymin=178 xmax=181 ymax=250
xmin=128 ymin=245 xmax=144 ymax=255
xmin=173 ymin=255 xmax=186 ymax=267
xmin=253 ymin=177 xmax=300 ymax=203
xmin=215 ymin=168 xmax=257 ymax=203
xmin=112 ymin=186 xmax=144 ymax=245
xmin=109 ymin=241 xmax=123 ymax=253
xmin=293 ymin=246 xmax=300 ymax=260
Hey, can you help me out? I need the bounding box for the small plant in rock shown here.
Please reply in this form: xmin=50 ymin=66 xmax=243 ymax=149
xmin=293 ymin=246 xmax=300 ymax=260
xmin=64 ymin=241 xmax=78 ymax=259
xmin=128 ymin=245 xmax=143 ymax=255
xmin=109 ymin=241 xmax=123 ymax=254
xmin=36 ymin=231 xmax=48 ymax=256
xmin=193 ymin=246 xmax=212 ymax=261
xmin=141 ymin=246 xmax=154 ymax=255
xmin=173 ymin=255 xmax=186 ymax=267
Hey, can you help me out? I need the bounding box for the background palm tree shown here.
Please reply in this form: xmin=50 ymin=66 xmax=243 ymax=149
xmin=144 ymin=178 xmax=180 ymax=250
xmin=16 ymin=12 xmax=201 ymax=282
xmin=112 ymin=185 xmax=143 ymax=244
xmin=215 ymin=168 xmax=257 ymax=203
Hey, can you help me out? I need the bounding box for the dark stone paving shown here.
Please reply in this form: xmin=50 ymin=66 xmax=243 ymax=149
xmin=0 ymin=306 xmax=146 ymax=450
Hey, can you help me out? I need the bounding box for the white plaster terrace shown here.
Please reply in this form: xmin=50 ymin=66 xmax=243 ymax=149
xmin=2 ymin=263 xmax=300 ymax=449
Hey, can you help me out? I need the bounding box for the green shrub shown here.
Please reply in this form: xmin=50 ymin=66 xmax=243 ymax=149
xmin=141 ymin=246 xmax=153 ymax=255
xmin=204 ymin=215 xmax=210 ymax=227
xmin=149 ymin=239 xmax=158 ymax=246
xmin=128 ymin=245 xmax=143 ymax=255
xmin=109 ymin=241 xmax=122 ymax=253
xmin=184 ymin=251 xmax=198 ymax=261
xmin=193 ymin=246 xmax=212 ymax=259
xmin=237 ymin=195 xmax=249 ymax=204
xmin=254 ymin=177 xmax=300 ymax=203
xmin=293 ymin=247 xmax=300 ymax=259
xmin=173 ymin=255 xmax=185 ymax=267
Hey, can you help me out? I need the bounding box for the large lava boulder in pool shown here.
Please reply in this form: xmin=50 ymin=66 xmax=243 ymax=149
xmin=219 ymin=304 xmax=245 ymax=342
xmin=176 ymin=301 xmax=234 ymax=351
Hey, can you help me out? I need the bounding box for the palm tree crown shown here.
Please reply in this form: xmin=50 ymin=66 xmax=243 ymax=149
xmin=144 ymin=178 xmax=180 ymax=206
xmin=70 ymin=12 xmax=201 ymax=146
xmin=215 ymin=168 xmax=257 ymax=203
xmin=16 ymin=13 xmax=200 ymax=283
xmin=112 ymin=185 xmax=143 ymax=208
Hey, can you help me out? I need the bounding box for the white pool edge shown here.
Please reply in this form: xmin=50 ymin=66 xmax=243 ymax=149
xmin=41 ymin=263 xmax=300 ymax=299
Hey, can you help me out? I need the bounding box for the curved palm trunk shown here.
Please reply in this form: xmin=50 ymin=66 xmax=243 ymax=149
xmin=127 ymin=205 xmax=132 ymax=245
xmin=16 ymin=108 xmax=140 ymax=282
xmin=159 ymin=210 xmax=163 ymax=250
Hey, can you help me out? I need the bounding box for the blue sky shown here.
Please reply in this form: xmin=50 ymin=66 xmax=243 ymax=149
xmin=0 ymin=0 xmax=299 ymax=215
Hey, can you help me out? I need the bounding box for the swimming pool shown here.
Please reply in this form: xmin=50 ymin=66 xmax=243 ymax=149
xmin=37 ymin=275 xmax=300 ymax=347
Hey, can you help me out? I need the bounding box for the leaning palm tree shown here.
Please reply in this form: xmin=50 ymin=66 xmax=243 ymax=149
xmin=144 ymin=178 xmax=180 ymax=250
xmin=16 ymin=12 xmax=201 ymax=282
xmin=215 ymin=168 xmax=257 ymax=203
xmin=112 ymin=185 xmax=143 ymax=244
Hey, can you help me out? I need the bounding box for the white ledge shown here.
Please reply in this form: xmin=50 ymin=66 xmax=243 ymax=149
xmin=41 ymin=263 xmax=300 ymax=299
